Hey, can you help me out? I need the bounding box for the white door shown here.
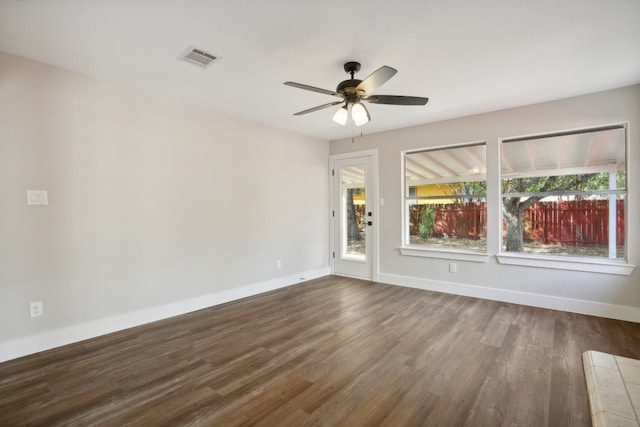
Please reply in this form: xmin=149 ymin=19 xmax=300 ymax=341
xmin=332 ymin=154 xmax=375 ymax=280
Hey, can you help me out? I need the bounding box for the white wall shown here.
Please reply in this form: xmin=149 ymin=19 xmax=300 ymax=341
xmin=0 ymin=51 xmax=330 ymax=361
xmin=331 ymin=85 xmax=640 ymax=321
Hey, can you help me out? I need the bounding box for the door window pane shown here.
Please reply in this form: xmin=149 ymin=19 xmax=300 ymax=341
xmin=341 ymin=166 xmax=366 ymax=259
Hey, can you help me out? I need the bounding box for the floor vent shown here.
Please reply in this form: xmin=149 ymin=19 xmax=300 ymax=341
xmin=180 ymin=47 xmax=218 ymax=69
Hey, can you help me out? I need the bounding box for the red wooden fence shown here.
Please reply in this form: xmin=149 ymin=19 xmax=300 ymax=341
xmin=410 ymin=200 xmax=625 ymax=246
xmin=523 ymin=200 xmax=625 ymax=246
xmin=410 ymin=202 xmax=487 ymax=239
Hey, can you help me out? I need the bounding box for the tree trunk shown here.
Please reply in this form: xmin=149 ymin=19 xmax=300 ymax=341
xmin=347 ymin=188 xmax=362 ymax=241
xmin=503 ymin=197 xmax=526 ymax=252
xmin=503 ymin=207 xmax=524 ymax=252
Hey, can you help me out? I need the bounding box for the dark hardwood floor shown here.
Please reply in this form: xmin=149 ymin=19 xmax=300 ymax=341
xmin=1 ymin=276 xmax=639 ymax=426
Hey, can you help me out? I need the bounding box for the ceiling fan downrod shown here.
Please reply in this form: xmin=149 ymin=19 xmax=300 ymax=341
xmin=343 ymin=61 xmax=361 ymax=79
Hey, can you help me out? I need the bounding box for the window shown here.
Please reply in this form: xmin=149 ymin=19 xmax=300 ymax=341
xmin=404 ymin=142 xmax=487 ymax=252
xmin=500 ymin=124 xmax=627 ymax=260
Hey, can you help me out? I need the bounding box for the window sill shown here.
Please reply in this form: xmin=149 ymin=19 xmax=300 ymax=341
xmin=496 ymin=253 xmax=635 ymax=276
xmin=400 ymin=247 xmax=490 ymax=263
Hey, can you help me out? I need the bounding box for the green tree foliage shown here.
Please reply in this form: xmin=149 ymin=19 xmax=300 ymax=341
xmin=434 ymin=181 xmax=487 ymax=203
xmin=418 ymin=205 xmax=435 ymax=238
xmin=502 ymin=171 xmax=624 ymax=252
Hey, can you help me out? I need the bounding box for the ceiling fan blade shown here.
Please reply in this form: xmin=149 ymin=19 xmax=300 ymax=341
xmin=355 ymin=66 xmax=397 ymax=94
xmin=284 ymin=82 xmax=343 ymax=98
xmin=293 ymin=101 xmax=343 ymax=116
xmin=364 ymin=95 xmax=429 ymax=106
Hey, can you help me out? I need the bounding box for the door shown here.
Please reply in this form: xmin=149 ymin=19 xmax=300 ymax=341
xmin=332 ymin=154 xmax=375 ymax=279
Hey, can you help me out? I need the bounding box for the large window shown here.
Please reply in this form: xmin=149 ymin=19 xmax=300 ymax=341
xmin=404 ymin=142 xmax=487 ymax=252
xmin=500 ymin=125 xmax=627 ymax=260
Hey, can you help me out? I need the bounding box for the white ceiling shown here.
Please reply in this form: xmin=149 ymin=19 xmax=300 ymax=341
xmin=1 ymin=0 xmax=639 ymax=142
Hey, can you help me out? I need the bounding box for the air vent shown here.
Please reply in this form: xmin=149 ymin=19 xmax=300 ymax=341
xmin=180 ymin=47 xmax=218 ymax=69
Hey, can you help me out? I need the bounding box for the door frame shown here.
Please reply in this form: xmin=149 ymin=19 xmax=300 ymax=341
xmin=329 ymin=149 xmax=379 ymax=281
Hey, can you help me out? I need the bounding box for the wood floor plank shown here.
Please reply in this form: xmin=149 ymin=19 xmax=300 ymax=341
xmin=421 ymin=343 xmax=501 ymax=426
xmin=1 ymin=275 xmax=639 ymax=426
xmin=333 ymin=362 xmax=418 ymax=426
xmin=378 ymin=373 xmax=441 ymax=426
xmin=547 ymin=311 xmax=592 ymax=426
xmin=479 ymin=305 xmax=516 ymax=347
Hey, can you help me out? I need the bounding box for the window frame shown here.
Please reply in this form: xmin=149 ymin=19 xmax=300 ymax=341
xmin=496 ymin=123 xmax=633 ymax=275
xmin=398 ymin=124 xmax=635 ymax=275
xmin=401 ymin=141 xmax=490 ymax=263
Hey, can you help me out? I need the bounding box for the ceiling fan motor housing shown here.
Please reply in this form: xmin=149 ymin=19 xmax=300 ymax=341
xmin=336 ymin=79 xmax=362 ymax=96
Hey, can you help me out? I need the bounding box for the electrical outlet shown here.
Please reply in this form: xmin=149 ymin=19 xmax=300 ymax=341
xmin=27 ymin=190 xmax=48 ymax=205
xmin=30 ymin=301 xmax=43 ymax=318
xmin=276 ymin=260 xmax=282 ymax=270
xmin=449 ymin=263 xmax=457 ymax=273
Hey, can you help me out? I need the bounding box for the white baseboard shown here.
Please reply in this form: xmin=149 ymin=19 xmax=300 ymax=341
xmin=376 ymin=272 xmax=640 ymax=323
xmin=0 ymin=267 xmax=329 ymax=363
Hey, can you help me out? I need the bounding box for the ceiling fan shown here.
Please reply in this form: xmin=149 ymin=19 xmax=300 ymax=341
xmin=284 ymin=61 xmax=429 ymax=126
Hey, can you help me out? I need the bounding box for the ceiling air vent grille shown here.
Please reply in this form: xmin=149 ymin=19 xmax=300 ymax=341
xmin=180 ymin=47 xmax=218 ymax=69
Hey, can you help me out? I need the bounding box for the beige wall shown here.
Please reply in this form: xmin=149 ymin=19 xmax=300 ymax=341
xmin=0 ymin=51 xmax=329 ymax=360
xmin=331 ymin=84 xmax=640 ymax=317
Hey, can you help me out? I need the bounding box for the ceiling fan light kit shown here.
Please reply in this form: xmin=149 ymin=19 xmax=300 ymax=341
xmin=285 ymin=61 xmax=428 ymax=126
xmin=351 ymin=102 xmax=370 ymax=126
xmin=332 ymin=105 xmax=349 ymax=125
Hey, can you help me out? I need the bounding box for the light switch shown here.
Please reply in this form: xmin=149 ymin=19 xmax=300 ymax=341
xmin=27 ymin=190 xmax=48 ymax=206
